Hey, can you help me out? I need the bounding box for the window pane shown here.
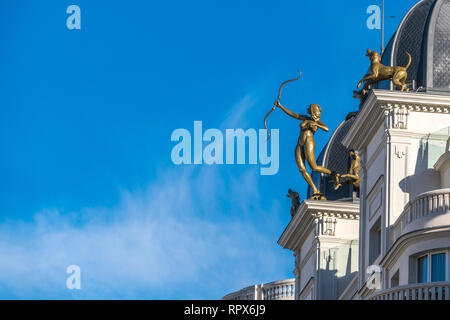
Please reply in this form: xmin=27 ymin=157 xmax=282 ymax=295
xmin=418 ymin=256 xmax=428 ymax=283
xmin=432 ymin=253 xmax=446 ymax=282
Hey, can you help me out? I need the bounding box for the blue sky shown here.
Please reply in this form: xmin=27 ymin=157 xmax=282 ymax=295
xmin=0 ymin=0 xmax=417 ymax=299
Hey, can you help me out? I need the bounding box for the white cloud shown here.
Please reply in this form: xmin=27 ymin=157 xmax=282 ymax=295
xmin=222 ymin=94 xmax=258 ymax=129
xmin=0 ymin=166 xmax=292 ymax=299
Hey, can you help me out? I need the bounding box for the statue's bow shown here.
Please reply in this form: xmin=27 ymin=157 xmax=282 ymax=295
xmin=264 ymin=70 xmax=302 ymax=141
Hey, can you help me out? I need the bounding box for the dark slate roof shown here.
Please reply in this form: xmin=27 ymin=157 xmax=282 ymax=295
xmin=307 ymin=117 xmax=356 ymax=201
xmin=433 ymin=0 xmax=450 ymax=89
xmin=374 ymin=0 xmax=450 ymax=91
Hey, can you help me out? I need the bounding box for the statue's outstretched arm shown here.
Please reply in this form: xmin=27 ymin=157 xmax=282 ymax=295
xmin=316 ymin=120 xmax=329 ymax=132
xmin=276 ymin=102 xmax=309 ymax=120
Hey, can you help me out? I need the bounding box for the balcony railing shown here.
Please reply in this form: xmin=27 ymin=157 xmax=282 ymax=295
xmin=369 ymin=282 xmax=450 ymax=300
xmin=222 ymin=279 xmax=295 ymax=300
xmin=261 ymin=279 xmax=295 ymax=300
xmin=392 ymin=189 xmax=450 ymax=244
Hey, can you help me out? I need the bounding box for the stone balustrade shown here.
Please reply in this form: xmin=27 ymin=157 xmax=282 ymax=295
xmin=392 ymin=189 xmax=450 ymax=244
xmin=369 ymin=282 xmax=450 ymax=300
xmin=222 ymin=279 xmax=295 ymax=300
xmin=261 ymin=279 xmax=295 ymax=300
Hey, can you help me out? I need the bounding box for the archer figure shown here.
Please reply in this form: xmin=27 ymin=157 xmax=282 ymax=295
xmin=264 ymin=72 xmax=338 ymax=200
xmin=275 ymin=101 xmax=337 ymax=199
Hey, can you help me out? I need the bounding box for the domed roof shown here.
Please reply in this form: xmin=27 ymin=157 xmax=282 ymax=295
xmin=375 ymin=0 xmax=450 ymax=91
xmin=307 ymin=116 xmax=358 ymax=201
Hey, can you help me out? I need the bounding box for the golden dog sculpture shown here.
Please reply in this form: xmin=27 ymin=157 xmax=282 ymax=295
xmin=357 ymin=49 xmax=412 ymax=92
xmin=334 ymin=150 xmax=360 ymax=191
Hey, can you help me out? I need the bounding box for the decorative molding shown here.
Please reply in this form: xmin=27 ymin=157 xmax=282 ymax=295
xmin=385 ymin=103 xmax=450 ymax=116
xmin=386 ymin=129 xmax=450 ymax=141
xmin=323 ymin=249 xmax=336 ymax=264
xmin=313 ymin=212 xmax=359 ymax=220
xmin=404 ymin=105 xmax=450 ymax=113
xmin=293 ymin=251 xmax=300 ymax=277
xmin=366 ymin=175 xmax=384 ymax=201
xmin=313 ymin=216 xmax=338 ymax=236
xmin=388 ymin=105 xmax=409 ymax=129
xmin=394 ymin=144 xmax=407 ymax=159
xmin=323 ymin=218 xmax=337 ymax=236
xmin=370 ymin=90 xmax=450 ymax=111
xmin=342 ymin=90 xmax=450 ymax=150
xmin=278 ymin=200 xmax=360 ymax=251
xmin=298 ymin=245 xmax=316 ymax=271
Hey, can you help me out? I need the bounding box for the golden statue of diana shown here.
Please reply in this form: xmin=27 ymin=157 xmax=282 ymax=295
xmin=275 ymin=101 xmax=335 ymax=200
xmin=264 ymin=72 xmax=337 ymax=200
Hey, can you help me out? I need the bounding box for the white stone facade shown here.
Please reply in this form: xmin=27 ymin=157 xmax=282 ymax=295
xmin=278 ymin=200 xmax=360 ymax=300
xmin=343 ymin=90 xmax=450 ymax=300
xmin=223 ymin=90 xmax=449 ymax=300
xmin=271 ymin=91 xmax=450 ymax=301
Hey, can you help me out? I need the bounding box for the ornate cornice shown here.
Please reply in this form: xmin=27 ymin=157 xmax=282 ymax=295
xmin=312 ymin=211 xmax=359 ymax=220
xmin=370 ymin=90 xmax=450 ymax=109
xmin=386 ymin=129 xmax=450 ymax=141
xmin=278 ymin=200 xmax=359 ymax=251
xmin=342 ymin=90 xmax=450 ymax=150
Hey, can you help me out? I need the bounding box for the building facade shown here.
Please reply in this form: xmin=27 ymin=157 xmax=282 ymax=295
xmin=223 ymin=0 xmax=450 ymax=300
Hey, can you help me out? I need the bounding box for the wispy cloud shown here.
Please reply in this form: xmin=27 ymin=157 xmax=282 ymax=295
xmin=0 ymin=166 xmax=291 ymax=299
xmin=222 ymin=94 xmax=258 ymax=129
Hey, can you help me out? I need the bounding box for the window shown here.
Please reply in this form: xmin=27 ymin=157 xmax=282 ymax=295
xmin=417 ymin=255 xmax=428 ymax=283
xmin=431 ymin=253 xmax=446 ymax=282
xmin=416 ymin=252 xmax=447 ymax=283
